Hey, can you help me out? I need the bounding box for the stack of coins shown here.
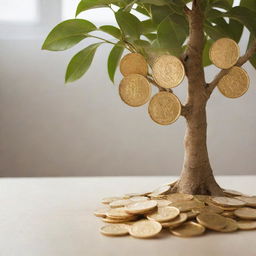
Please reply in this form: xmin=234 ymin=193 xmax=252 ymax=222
xmin=209 ymin=37 xmax=250 ymax=98
xmin=95 ymin=185 xmax=256 ymax=238
xmin=118 ymin=53 xmax=184 ymax=125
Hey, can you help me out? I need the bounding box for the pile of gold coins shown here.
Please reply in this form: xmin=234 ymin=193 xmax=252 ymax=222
xmin=94 ymin=185 xmax=256 ymax=238
xmin=118 ymin=37 xmax=250 ymax=125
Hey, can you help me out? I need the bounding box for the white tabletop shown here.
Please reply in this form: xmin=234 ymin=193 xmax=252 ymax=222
xmin=0 ymin=176 xmax=255 ymax=256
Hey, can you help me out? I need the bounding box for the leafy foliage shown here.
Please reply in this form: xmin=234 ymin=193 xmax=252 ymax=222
xmin=42 ymin=0 xmax=256 ymax=83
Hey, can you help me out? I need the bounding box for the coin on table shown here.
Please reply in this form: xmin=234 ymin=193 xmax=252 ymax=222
xmin=186 ymin=210 xmax=199 ymax=220
xmin=235 ymin=196 xmax=256 ymax=207
xmin=120 ymin=53 xmax=148 ymax=77
xmin=161 ymin=213 xmax=188 ymax=228
xmin=106 ymin=207 xmax=134 ymax=219
xmin=109 ymin=199 xmax=132 ymax=208
xmin=170 ymin=200 xmax=205 ymax=212
xmin=217 ymin=66 xmax=249 ymax=98
xmin=194 ymin=205 xmax=223 ymax=214
xmin=209 ymin=38 xmax=240 ymax=69
xmin=155 ymin=199 xmax=172 ymax=207
xmin=100 ymin=224 xmax=129 ymax=236
xmin=130 ymin=196 xmax=149 ymax=202
xmin=223 ymin=189 xmax=244 ymax=197
xmin=101 ymin=197 xmax=122 ymax=204
xmin=150 ymin=185 xmax=171 ymax=196
xmin=94 ymin=207 xmax=109 ymax=217
xmin=148 ymin=91 xmax=181 ymax=125
xmin=102 ymin=215 xmax=137 ymax=223
xmin=125 ymin=200 xmax=158 ymax=214
xmin=211 ymin=196 xmax=246 ymax=207
xmin=237 ymin=220 xmax=256 ymax=230
xmin=119 ymin=74 xmax=151 ymax=107
xmin=146 ymin=206 xmax=180 ymax=222
xmin=234 ymin=207 xmax=256 ymax=220
xmin=196 ymin=212 xmax=227 ymax=231
xmin=129 ymin=220 xmax=162 ymax=238
xmin=219 ymin=218 xmax=238 ymax=233
xmin=221 ymin=211 xmax=235 ymax=218
xmin=170 ymin=221 xmax=205 ymax=237
xmin=152 ymin=55 xmax=185 ymax=88
xmin=166 ymin=193 xmax=194 ymax=203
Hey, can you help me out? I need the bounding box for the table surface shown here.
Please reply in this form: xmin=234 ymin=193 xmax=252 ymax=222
xmin=0 ymin=176 xmax=256 ymax=256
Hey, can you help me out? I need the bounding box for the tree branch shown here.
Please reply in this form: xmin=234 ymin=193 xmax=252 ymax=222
xmin=207 ymin=39 xmax=256 ymax=95
xmin=147 ymin=75 xmax=173 ymax=93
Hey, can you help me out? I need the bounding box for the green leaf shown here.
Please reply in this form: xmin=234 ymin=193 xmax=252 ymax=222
xmin=134 ymin=5 xmax=150 ymax=16
xmin=209 ymin=0 xmax=233 ymax=10
xmin=115 ymin=10 xmax=141 ymax=39
xmin=144 ymin=33 xmax=157 ymax=41
xmin=157 ymin=16 xmax=186 ymax=56
xmin=225 ymin=7 xmax=256 ymax=37
xmin=138 ymin=0 xmax=168 ymax=6
xmin=229 ymin=19 xmax=243 ymax=43
xmin=240 ymin=0 xmax=256 ymax=11
xmin=203 ymin=39 xmax=213 ymax=67
xmin=141 ymin=19 xmax=157 ymax=34
xmin=247 ymin=35 xmax=256 ymax=69
xmin=76 ymin=0 xmax=119 ymax=16
xmin=151 ymin=5 xmax=174 ymax=25
xmin=107 ymin=44 xmax=124 ymax=83
xmin=65 ymin=43 xmax=102 ymax=83
xmin=42 ymin=19 xmax=97 ymax=51
xmin=99 ymin=25 xmax=121 ymax=39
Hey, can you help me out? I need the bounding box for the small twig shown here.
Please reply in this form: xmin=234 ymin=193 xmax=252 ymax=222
xmin=147 ymin=76 xmax=173 ymax=93
xmin=207 ymin=39 xmax=256 ymax=95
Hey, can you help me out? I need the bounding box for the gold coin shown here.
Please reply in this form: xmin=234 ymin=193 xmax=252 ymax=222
xmin=209 ymin=38 xmax=240 ymax=69
xmin=221 ymin=211 xmax=235 ymax=218
xmin=101 ymin=196 xmax=122 ymax=204
xmin=106 ymin=208 xmax=134 ymax=219
xmin=102 ymin=215 xmax=137 ymax=223
xmin=219 ymin=218 xmax=238 ymax=233
xmin=129 ymin=220 xmax=162 ymax=238
xmin=170 ymin=221 xmax=205 ymax=237
xmin=94 ymin=207 xmax=109 ymax=217
xmin=100 ymin=224 xmax=129 ymax=236
xmin=130 ymin=196 xmax=149 ymax=202
xmin=120 ymin=53 xmax=148 ymax=77
xmin=223 ymin=189 xmax=244 ymax=197
xmin=217 ymin=66 xmax=249 ymax=98
xmin=146 ymin=206 xmax=180 ymax=222
xmin=109 ymin=199 xmax=132 ymax=208
xmin=150 ymin=185 xmax=171 ymax=196
xmin=166 ymin=193 xmax=194 ymax=203
xmin=125 ymin=200 xmax=158 ymax=214
xmin=119 ymin=74 xmax=151 ymax=107
xmin=211 ymin=196 xmax=246 ymax=207
xmin=152 ymin=55 xmax=185 ymax=88
xmin=237 ymin=220 xmax=256 ymax=230
xmin=194 ymin=205 xmax=223 ymax=214
xmin=234 ymin=207 xmax=256 ymax=220
xmin=148 ymin=92 xmax=181 ymax=125
xmin=196 ymin=212 xmax=227 ymax=231
xmin=161 ymin=213 xmax=188 ymax=228
xmin=155 ymin=199 xmax=172 ymax=207
xmin=235 ymin=196 xmax=256 ymax=207
xmin=170 ymin=200 xmax=205 ymax=212
xmin=186 ymin=210 xmax=199 ymax=220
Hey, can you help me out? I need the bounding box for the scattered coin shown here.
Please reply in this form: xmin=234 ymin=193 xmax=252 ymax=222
xmin=155 ymin=199 xmax=171 ymax=207
xmin=101 ymin=197 xmax=122 ymax=204
xmin=109 ymin=199 xmax=132 ymax=208
xmin=209 ymin=38 xmax=240 ymax=69
xmin=120 ymin=53 xmax=148 ymax=77
xmin=148 ymin=91 xmax=181 ymax=125
xmin=167 ymin=193 xmax=194 ymax=203
xmin=234 ymin=207 xmax=256 ymax=220
xmin=219 ymin=218 xmax=238 ymax=233
xmin=221 ymin=211 xmax=235 ymax=218
xmin=152 ymin=55 xmax=185 ymax=88
xmin=223 ymin=189 xmax=244 ymax=197
xmin=211 ymin=196 xmax=246 ymax=207
xmin=170 ymin=221 xmax=205 ymax=237
xmin=130 ymin=196 xmax=149 ymax=202
xmin=119 ymin=74 xmax=151 ymax=107
xmin=196 ymin=212 xmax=227 ymax=231
xmin=186 ymin=210 xmax=199 ymax=220
xmin=150 ymin=185 xmax=171 ymax=196
xmin=102 ymin=216 xmax=137 ymax=223
xmin=100 ymin=224 xmax=129 ymax=236
xmin=125 ymin=200 xmax=158 ymax=214
xmin=129 ymin=220 xmax=162 ymax=238
xmin=217 ymin=66 xmax=249 ymax=98
xmin=161 ymin=213 xmax=188 ymax=228
xmin=146 ymin=206 xmax=180 ymax=222
xmin=106 ymin=208 xmax=134 ymax=219
xmin=235 ymin=196 xmax=256 ymax=207
xmin=193 ymin=205 xmax=223 ymax=214
xmin=170 ymin=200 xmax=205 ymax=212
xmin=94 ymin=207 xmax=109 ymax=217
xmin=237 ymin=220 xmax=256 ymax=230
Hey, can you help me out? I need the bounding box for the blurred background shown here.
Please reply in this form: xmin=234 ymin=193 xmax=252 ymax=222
xmin=0 ymin=0 xmax=255 ymax=177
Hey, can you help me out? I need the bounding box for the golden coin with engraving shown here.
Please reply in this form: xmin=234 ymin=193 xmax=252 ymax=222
xmin=170 ymin=221 xmax=205 ymax=237
xmin=125 ymin=200 xmax=157 ymax=214
xmin=148 ymin=91 xmax=181 ymax=125
xmin=219 ymin=218 xmax=238 ymax=233
xmin=235 ymin=196 xmax=256 ymax=207
xmin=237 ymin=220 xmax=256 ymax=230
xmin=120 ymin=53 xmax=148 ymax=77
xmin=152 ymin=55 xmax=185 ymax=88
xmin=217 ymin=66 xmax=249 ymax=98
xmin=119 ymin=74 xmax=151 ymax=107
xmin=209 ymin=38 xmax=240 ymax=69
xmin=146 ymin=206 xmax=180 ymax=222
xmin=234 ymin=207 xmax=256 ymax=220
xmin=161 ymin=213 xmax=188 ymax=228
xmin=129 ymin=220 xmax=162 ymax=238
xmin=211 ymin=196 xmax=246 ymax=207
xmin=196 ymin=212 xmax=227 ymax=231
xmin=100 ymin=224 xmax=129 ymax=236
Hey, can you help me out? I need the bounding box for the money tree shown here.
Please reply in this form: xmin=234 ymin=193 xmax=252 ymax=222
xmin=42 ymin=0 xmax=256 ymax=195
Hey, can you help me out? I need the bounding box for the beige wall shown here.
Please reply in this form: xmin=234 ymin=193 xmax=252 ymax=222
xmin=0 ymin=38 xmax=256 ymax=177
